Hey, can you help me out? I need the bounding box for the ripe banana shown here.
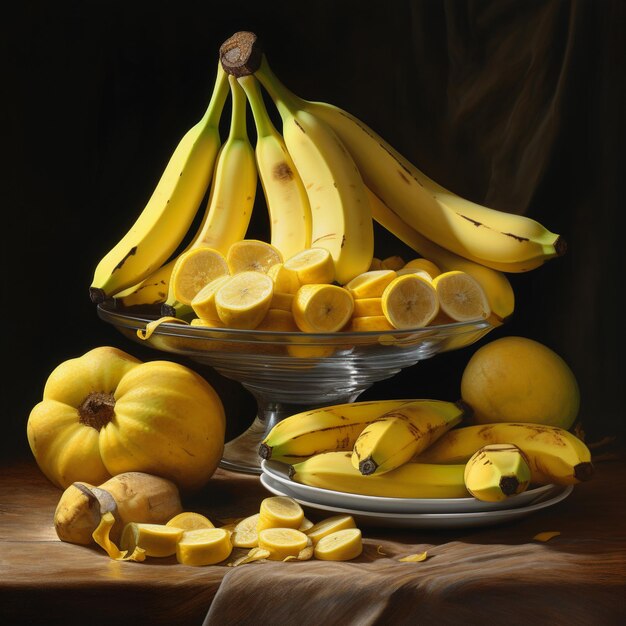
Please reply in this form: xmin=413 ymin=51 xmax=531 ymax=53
xmin=254 ymin=55 xmax=374 ymax=284
xmin=113 ymin=260 xmax=176 ymax=308
xmin=258 ymin=399 xmax=418 ymax=462
xmin=160 ymin=74 xmax=257 ymax=313
xmin=366 ymin=188 xmax=515 ymax=323
xmin=305 ymin=98 xmax=565 ymax=270
xmin=351 ymin=400 xmax=465 ymax=475
xmin=416 ymin=423 xmax=593 ymax=485
xmin=463 ymin=444 xmax=532 ymax=502
xmin=89 ymin=63 xmax=230 ymax=303
xmin=290 ymin=451 xmax=469 ymax=499
xmin=238 ymin=74 xmax=312 ymax=260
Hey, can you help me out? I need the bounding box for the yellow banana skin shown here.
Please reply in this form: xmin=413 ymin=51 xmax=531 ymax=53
xmin=259 ymin=399 xmax=422 ymax=463
xmin=366 ymin=188 xmax=515 ymax=322
xmin=113 ymin=260 xmax=175 ymax=307
xmin=306 ymin=100 xmax=565 ymax=270
xmin=417 ymin=423 xmax=593 ymax=485
xmin=351 ymin=400 xmax=465 ymax=476
xmin=463 ymin=444 xmax=532 ymax=502
xmin=89 ymin=64 xmax=230 ymax=302
xmin=238 ymin=74 xmax=312 ymax=260
xmin=290 ymin=451 xmax=469 ymax=499
xmin=255 ymin=56 xmax=374 ymax=284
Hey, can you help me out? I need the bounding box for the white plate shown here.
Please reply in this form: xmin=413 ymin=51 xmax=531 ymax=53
xmin=259 ymin=474 xmax=574 ymax=529
xmin=260 ymin=459 xmax=557 ymax=514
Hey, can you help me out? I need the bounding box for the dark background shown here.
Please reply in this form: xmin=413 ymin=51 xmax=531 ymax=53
xmin=3 ymin=0 xmax=623 ymax=463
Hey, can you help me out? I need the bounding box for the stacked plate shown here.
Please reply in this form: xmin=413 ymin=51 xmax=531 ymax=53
xmin=260 ymin=460 xmax=573 ymax=529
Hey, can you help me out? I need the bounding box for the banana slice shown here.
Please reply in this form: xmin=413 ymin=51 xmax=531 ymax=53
xmin=257 ymin=309 xmax=299 ymax=332
xmin=381 ymin=273 xmax=439 ymax=329
xmin=352 ymin=297 xmax=383 ymax=317
xmin=176 ymin=527 xmax=233 ymax=566
xmin=271 ymin=291 xmax=295 ymax=312
xmin=227 ymin=239 xmax=283 ymax=274
xmin=190 ymin=317 xmax=226 ymax=328
xmin=258 ymin=528 xmax=309 ymax=561
xmin=313 ymin=528 xmax=363 ymax=561
xmin=257 ymin=496 xmax=304 ymax=532
xmin=344 ymin=270 xmax=397 ymax=298
xmin=292 ymin=284 xmax=354 ymax=333
xmin=381 ymin=255 xmax=405 ymax=271
xmin=349 ymin=315 xmax=395 ymax=332
xmin=298 ymin=517 xmax=314 ymax=532
xmin=432 ymin=270 xmax=491 ymax=321
xmin=231 ymin=513 xmax=260 ymax=548
xmin=304 ymin=515 xmax=356 ymax=545
xmin=215 ymin=271 xmax=274 ymax=329
xmin=284 ymin=247 xmax=335 ymax=285
xmin=120 ymin=523 xmax=183 ymax=558
xmin=267 ymin=263 xmax=301 ymax=293
xmin=402 ymin=257 xmax=441 ymax=278
xmin=170 ymin=247 xmax=230 ymax=305
xmin=166 ymin=511 xmax=215 ymax=531
xmin=191 ymin=275 xmax=232 ymax=321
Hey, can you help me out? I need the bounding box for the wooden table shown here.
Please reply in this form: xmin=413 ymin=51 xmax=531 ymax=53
xmin=2 ymin=452 xmax=625 ymax=626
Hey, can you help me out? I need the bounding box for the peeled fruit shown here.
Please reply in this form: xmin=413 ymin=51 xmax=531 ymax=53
xmin=176 ymin=528 xmax=233 ymax=566
xmin=258 ymin=528 xmax=310 ymax=561
xmin=120 ymin=523 xmax=183 ymax=557
xmin=305 ymin=515 xmax=356 ymax=545
xmin=257 ymin=496 xmax=304 ymax=532
xmin=313 ymin=528 xmax=363 ymax=561
xmin=461 ymin=336 xmax=580 ymax=429
xmin=166 ymin=511 xmax=214 ymax=531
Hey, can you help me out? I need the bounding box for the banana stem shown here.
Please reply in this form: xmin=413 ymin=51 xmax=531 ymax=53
xmin=227 ymin=74 xmax=249 ymax=141
xmin=238 ymin=75 xmax=275 ymax=139
xmin=254 ymin=55 xmax=306 ymax=120
xmin=200 ymin=63 xmax=230 ymax=128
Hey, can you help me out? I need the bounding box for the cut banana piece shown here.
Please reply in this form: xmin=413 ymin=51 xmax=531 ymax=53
xmin=352 ymin=297 xmax=383 ymax=317
xmin=284 ymin=247 xmax=335 ymax=285
xmin=257 ymin=496 xmax=304 ymax=532
xmin=313 ymin=528 xmax=363 ymax=561
xmin=381 ymin=273 xmax=439 ymax=329
xmin=120 ymin=523 xmax=183 ymax=558
xmin=166 ymin=511 xmax=214 ymax=531
xmin=227 ymin=239 xmax=283 ymax=274
xmin=381 ymin=255 xmax=405 ymax=271
xmin=176 ymin=527 xmax=233 ymax=566
xmin=403 ymin=257 xmax=441 ymax=278
xmin=190 ymin=317 xmax=226 ymax=328
xmin=267 ymin=262 xmax=301 ymax=293
xmin=298 ymin=517 xmax=314 ymax=532
xmin=215 ymin=271 xmax=274 ymax=329
xmin=345 ymin=270 xmax=397 ymax=298
xmin=292 ymin=284 xmax=354 ymax=333
xmin=304 ymin=515 xmax=356 ymax=545
xmin=257 ymin=309 xmax=299 ymax=332
xmin=349 ymin=315 xmax=394 ymax=332
xmin=170 ymin=247 xmax=229 ymax=305
xmin=231 ymin=513 xmax=260 ymax=548
xmin=191 ymin=275 xmax=232 ymax=321
xmin=271 ymin=291 xmax=295 ymax=312
xmin=432 ymin=270 xmax=491 ymax=322
xmin=258 ymin=528 xmax=310 ymax=561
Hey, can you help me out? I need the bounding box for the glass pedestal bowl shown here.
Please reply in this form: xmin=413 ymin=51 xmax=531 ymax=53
xmin=97 ymin=302 xmax=495 ymax=474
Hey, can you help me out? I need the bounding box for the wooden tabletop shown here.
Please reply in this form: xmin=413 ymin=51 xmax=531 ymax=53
xmin=2 ymin=451 xmax=625 ymax=626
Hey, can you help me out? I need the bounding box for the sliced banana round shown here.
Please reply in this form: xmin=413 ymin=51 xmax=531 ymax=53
xmin=284 ymin=247 xmax=335 ymax=285
xmin=257 ymin=309 xmax=299 ymax=332
xmin=292 ymin=284 xmax=354 ymax=333
xmin=381 ymin=273 xmax=439 ymax=329
xmin=258 ymin=527 xmax=310 ymax=561
xmin=166 ymin=511 xmax=214 ymax=531
xmin=344 ymin=269 xmax=397 ymax=298
xmin=231 ymin=513 xmax=260 ymax=548
xmin=120 ymin=523 xmax=183 ymax=558
xmin=176 ymin=527 xmax=233 ymax=566
xmin=349 ymin=315 xmax=395 ymax=332
xmin=257 ymin=496 xmax=304 ymax=532
xmin=170 ymin=247 xmax=229 ymax=305
xmin=313 ymin=527 xmax=363 ymax=561
xmin=215 ymin=271 xmax=274 ymax=329
xmin=352 ymin=297 xmax=383 ymax=317
xmin=432 ymin=270 xmax=491 ymax=322
xmin=402 ymin=257 xmax=441 ymax=278
xmin=191 ymin=274 xmax=232 ymax=321
xmin=226 ymin=239 xmax=283 ymax=274
xmin=267 ymin=262 xmax=301 ymax=293
xmin=304 ymin=515 xmax=356 ymax=545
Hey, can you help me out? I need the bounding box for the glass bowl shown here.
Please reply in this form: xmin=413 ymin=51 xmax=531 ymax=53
xmin=97 ymin=301 xmax=495 ymax=474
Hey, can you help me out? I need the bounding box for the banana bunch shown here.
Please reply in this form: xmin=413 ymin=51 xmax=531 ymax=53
xmin=91 ymin=31 xmax=565 ymax=327
xmin=262 ymin=398 xmax=593 ymax=500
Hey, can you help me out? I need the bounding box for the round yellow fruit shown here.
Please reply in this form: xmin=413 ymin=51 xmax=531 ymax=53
xmin=27 ymin=346 xmax=226 ymax=492
xmin=460 ymin=336 xmax=580 ymax=429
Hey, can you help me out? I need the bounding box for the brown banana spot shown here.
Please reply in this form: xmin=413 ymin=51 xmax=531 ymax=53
xmin=113 ymin=246 xmax=137 ymax=271
xmin=273 ymin=162 xmax=294 ymax=182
